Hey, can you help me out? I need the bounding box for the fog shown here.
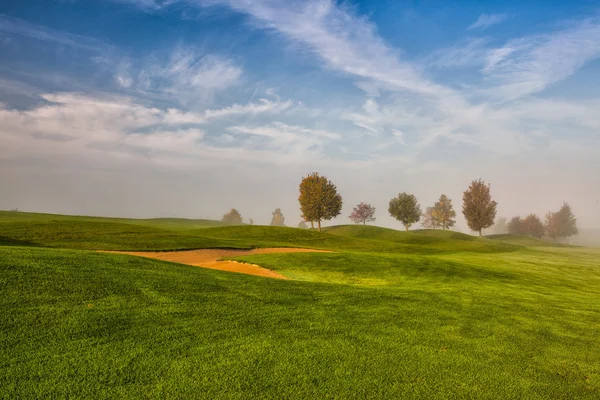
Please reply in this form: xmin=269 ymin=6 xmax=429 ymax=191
xmin=1 ymin=150 xmax=599 ymax=247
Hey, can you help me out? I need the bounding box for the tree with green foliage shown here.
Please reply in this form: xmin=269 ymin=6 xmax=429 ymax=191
xmin=388 ymin=192 xmax=421 ymax=232
xmin=270 ymin=208 xmax=285 ymax=226
xmin=507 ymin=216 xmax=523 ymax=235
xmin=522 ymin=214 xmax=545 ymax=238
xmin=556 ymin=202 xmax=578 ymax=240
xmin=462 ymin=179 xmax=497 ymax=237
xmin=432 ymin=194 xmax=456 ymax=230
xmin=298 ymin=172 xmax=343 ymax=232
xmin=221 ymin=208 xmax=243 ymax=225
xmin=349 ymin=202 xmax=376 ymax=225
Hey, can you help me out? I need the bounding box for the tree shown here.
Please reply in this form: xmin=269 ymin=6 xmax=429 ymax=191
xmin=248 ymin=218 xmax=254 ymax=225
xmin=298 ymin=172 xmax=343 ymax=232
xmin=221 ymin=208 xmax=242 ymax=225
xmin=388 ymin=192 xmax=421 ymax=232
xmin=522 ymin=214 xmax=545 ymax=238
xmin=545 ymin=211 xmax=560 ymax=241
xmin=349 ymin=202 xmax=376 ymax=225
xmin=421 ymin=207 xmax=440 ymax=229
xmin=491 ymin=217 xmax=508 ymax=234
xmin=270 ymin=208 xmax=285 ymax=226
xmin=507 ymin=216 xmax=524 ymax=235
xmin=462 ymin=179 xmax=497 ymax=237
xmin=556 ymin=202 xmax=578 ymax=240
xmin=297 ymin=220 xmax=308 ymax=229
xmin=432 ymin=194 xmax=456 ymax=230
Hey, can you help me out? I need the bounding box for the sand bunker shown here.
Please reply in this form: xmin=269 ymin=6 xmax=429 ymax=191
xmin=115 ymin=248 xmax=329 ymax=279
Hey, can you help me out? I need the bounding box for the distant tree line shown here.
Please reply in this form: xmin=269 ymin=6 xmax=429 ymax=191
xmin=505 ymin=202 xmax=578 ymax=241
xmin=219 ymin=173 xmax=578 ymax=242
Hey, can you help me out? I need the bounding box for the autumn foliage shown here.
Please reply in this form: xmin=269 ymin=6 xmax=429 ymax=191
xmin=462 ymin=179 xmax=497 ymax=237
xmin=349 ymin=203 xmax=376 ymax=225
xmin=221 ymin=208 xmax=243 ymax=225
xmin=298 ymin=173 xmax=342 ymax=232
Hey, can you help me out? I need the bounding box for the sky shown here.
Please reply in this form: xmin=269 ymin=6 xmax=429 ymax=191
xmin=1 ymin=0 xmax=600 ymax=230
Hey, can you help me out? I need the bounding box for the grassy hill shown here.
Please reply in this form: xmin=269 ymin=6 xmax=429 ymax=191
xmin=0 ymin=210 xmax=224 ymax=230
xmin=2 ymin=212 xmax=600 ymax=398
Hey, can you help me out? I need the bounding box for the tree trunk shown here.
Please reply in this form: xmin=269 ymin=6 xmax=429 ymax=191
xmin=479 ymin=229 xmax=482 ymax=237
xmin=317 ymin=220 xmax=321 ymax=232
xmin=363 ymin=221 xmax=366 ymax=225
xmin=405 ymin=226 xmax=409 ymax=232
xmin=310 ymin=221 xmax=314 ymax=229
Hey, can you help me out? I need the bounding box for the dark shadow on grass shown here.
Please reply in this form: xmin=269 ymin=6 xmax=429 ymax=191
xmin=0 ymin=236 xmax=40 ymax=247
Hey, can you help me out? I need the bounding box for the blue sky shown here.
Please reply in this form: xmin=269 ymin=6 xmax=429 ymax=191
xmin=1 ymin=0 xmax=600 ymax=229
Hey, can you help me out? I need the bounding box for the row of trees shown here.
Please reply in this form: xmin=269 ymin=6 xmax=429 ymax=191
xmin=221 ymin=207 xmax=288 ymax=227
xmin=298 ymin=173 xmax=498 ymax=235
xmin=506 ymin=202 xmax=578 ymax=241
xmin=223 ymin=173 xmax=577 ymax=240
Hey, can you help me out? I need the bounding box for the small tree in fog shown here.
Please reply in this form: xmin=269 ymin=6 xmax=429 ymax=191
xmin=349 ymin=202 xmax=376 ymax=225
xmin=389 ymin=193 xmax=421 ymax=232
xmin=421 ymin=207 xmax=439 ymax=229
xmin=462 ymin=179 xmax=497 ymax=237
xmin=432 ymin=194 xmax=456 ymax=230
xmin=270 ymin=208 xmax=285 ymax=226
xmin=298 ymin=172 xmax=342 ymax=232
xmin=556 ymin=202 xmax=578 ymax=240
xmin=297 ymin=220 xmax=308 ymax=229
xmin=545 ymin=212 xmax=560 ymax=241
xmin=249 ymin=218 xmax=254 ymax=225
xmin=491 ymin=217 xmax=508 ymax=234
xmin=507 ymin=216 xmax=524 ymax=235
xmin=221 ymin=208 xmax=243 ymax=225
xmin=523 ymin=214 xmax=544 ymax=238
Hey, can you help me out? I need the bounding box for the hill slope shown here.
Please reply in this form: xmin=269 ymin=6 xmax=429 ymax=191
xmin=2 ymin=245 xmax=600 ymax=398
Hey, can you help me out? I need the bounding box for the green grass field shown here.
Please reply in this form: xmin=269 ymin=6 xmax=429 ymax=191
xmin=1 ymin=211 xmax=600 ymax=399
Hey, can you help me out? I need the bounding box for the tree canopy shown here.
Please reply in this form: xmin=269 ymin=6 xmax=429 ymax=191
xmin=432 ymin=194 xmax=456 ymax=230
xmin=523 ymin=214 xmax=545 ymax=238
xmin=221 ymin=208 xmax=243 ymax=225
xmin=507 ymin=216 xmax=523 ymax=235
xmin=298 ymin=173 xmax=343 ymax=232
xmin=388 ymin=193 xmax=421 ymax=232
xmin=270 ymin=208 xmax=285 ymax=226
xmin=462 ymin=179 xmax=497 ymax=237
xmin=349 ymin=202 xmax=376 ymax=225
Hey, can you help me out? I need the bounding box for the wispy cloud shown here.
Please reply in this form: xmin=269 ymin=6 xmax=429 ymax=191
xmin=115 ymin=46 xmax=243 ymax=106
xmin=426 ymin=37 xmax=489 ymax=69
xmin=482 ymin=17 xmax=600 ymax=99
xmin=0 ymin=14 xmax=115 ymax=52
xmin=204 ymin=98 xmax=294 ymax=119
xmin=193 ymin=0 xmax=448 ymax=96
xmin=227 ymin=121 xmax=341 ymax=154
xmin=468 ymin=13 xmax=510 ymax=30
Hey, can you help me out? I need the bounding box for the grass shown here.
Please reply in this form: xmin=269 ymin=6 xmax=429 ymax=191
xmin=0 ymin=210 xmax=224 ymax=231
xmin=1 ymin=212 xmax=600 ymax=398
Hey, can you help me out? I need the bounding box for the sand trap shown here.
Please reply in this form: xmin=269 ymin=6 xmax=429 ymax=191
xmin=114 ymin=248 xmax=330 ymax=279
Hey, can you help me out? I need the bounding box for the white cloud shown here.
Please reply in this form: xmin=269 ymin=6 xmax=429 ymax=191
xmin=194 ymin=0 xmax=448 ymax=96
xmin=227 ymin=121 xmax=341 ymax=154
xmin=0 ymin=14 xmax=116 ymax=52
xmin=482 ymin=18 xmax=600 ymax=99
xmin=204 ymin=98 xmax=294 ymax=119
xmin=116 ymin=46 xmax=243 ymax=106
xmin=468 ymin=13 xmax=510 ymax=30
xmin=427 ymin=38 xmax=490 ymax=69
